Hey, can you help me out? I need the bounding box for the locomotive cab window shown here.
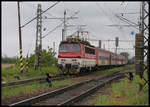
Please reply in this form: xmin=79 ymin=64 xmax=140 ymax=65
xmin=59 ymin=43 xmax=68 ymax=52
xmin=70 ymin=43 xmax=80 ymax=52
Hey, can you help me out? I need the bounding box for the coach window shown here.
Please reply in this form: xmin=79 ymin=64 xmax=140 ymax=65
xmin=85 ymin=47 xmax=95 ymax=55
xmin=59 ymin=43 xmax=68 ymax=52
xmin=70 ymin=43 xmax=80 ymax=52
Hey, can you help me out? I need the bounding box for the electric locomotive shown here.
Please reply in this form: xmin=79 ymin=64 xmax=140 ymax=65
xmin=58 ymin=36 xmax=97 ymax=74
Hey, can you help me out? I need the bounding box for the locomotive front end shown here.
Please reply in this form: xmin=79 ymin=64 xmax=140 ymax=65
xmin=58 ymin=42 xmax=81 ymax=74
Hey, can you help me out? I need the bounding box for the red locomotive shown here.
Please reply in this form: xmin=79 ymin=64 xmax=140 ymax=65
xmin=58 ymin=37 xmax=127 ymax=74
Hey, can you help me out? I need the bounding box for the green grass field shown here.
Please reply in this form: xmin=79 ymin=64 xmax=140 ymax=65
xmin=2 ymin=65 xmax=131 ymax=99
xmin=2 ymin=78 xmax=76 ymax=99
xmin=89 ymin=70 xmax=149 ymax=105
xmin=93 ymin=65 xmax=131 ymax=76
xmin=2 ymin=64 xmax=130 ymax=83
xmin=2 ymin=65 xmax=59 ymax=82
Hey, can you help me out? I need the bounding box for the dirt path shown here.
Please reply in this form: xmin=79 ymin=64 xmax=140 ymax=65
xmin=2 ymin=64 xmax=14 ymax=70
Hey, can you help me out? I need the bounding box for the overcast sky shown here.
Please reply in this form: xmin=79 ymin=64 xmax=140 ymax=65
xmin=2 ymin=1 xmax=142 ymax=58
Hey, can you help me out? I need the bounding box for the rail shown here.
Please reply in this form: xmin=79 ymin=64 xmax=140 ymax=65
xmin=9 ymin=70 xmax=130 ymax=106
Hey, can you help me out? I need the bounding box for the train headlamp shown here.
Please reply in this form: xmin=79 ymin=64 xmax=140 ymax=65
xmin=72 ymin=59 xmax=77 ymax=61
xmin=61 ymin=59 xmax=66 ymax=61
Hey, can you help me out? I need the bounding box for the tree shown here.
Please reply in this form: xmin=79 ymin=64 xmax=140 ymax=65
xmin=128 ymin=56 xmax=135 ymax=64
xmin=120 ymin=52 xmax=130 ymax=60
xmin=2 ymin=55 xmax=18 ymax=64
xmin=27 ymin=46 xmax=58 ymax=67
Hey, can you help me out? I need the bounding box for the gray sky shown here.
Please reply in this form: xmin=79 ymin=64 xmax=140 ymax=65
xmin=2 ymin=1 xmax=141 ymax=58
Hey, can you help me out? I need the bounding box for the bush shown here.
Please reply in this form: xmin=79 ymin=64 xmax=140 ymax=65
xmin=15 ymin=46 xmax=58 ymax=68
xmin=2 ymin=56 xmax=18 ymax=64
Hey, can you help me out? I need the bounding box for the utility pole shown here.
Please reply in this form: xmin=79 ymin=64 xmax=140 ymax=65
xmin=53 ymin=42 xmax=55 ymax=66
xmin=17 ymin=2 xmax=24 ymax=73
xmin=63 ymin=10 xmax=67 ymax=41
xmin=62 ymin=29 xmax=64 ymax=41
xmin=113 ymin=2 xmax=149 ymax=84
xmin=34 ymin=4 xmax=42 ymax=70
xmin=135 ymin=1 xmax=149 ymax=92
xmin=43 ymin=10 xmax=78 ymax=41
xmin=103 ymin=44 xmax=105 ymax=49
xmin=115 ymin=37 xmax=119 ymax=65
xmin=76 ymin=25 xmax=87 ymax=39
xmin=62 ymin=10 xmax=79 ymax=41
xmin=108 ymin=39 xmax=110 ymax=51
xmin=115 ymin=37 xmax=119 ymax=54
xmin=99 ymin=40 xmax=101 ymax=48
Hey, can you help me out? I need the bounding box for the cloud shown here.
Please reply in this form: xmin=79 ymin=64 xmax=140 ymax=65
xmin=2 ymin=1 xmax=140 ymax=57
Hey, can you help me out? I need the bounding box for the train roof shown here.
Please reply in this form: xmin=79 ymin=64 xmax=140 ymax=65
xmin=60 ymin=37 xmax=95 ymax=47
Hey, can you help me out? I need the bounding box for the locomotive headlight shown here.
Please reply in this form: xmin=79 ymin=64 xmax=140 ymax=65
xmin=72 ymin=59 xmax=79 ymax=64
xmin=61 ymin=59 xmax=66 ymax=61
xmin=72 ymin=59 xmax=77 ymax=61
xmin=72 ymin=59 xmax=77 ymax=63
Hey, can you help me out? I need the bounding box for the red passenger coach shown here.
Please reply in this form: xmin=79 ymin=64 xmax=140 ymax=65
xmin=97 ymin=48 xmax=111 ymax=66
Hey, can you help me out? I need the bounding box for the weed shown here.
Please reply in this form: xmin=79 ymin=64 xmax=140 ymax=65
xmin=2 ymin=78 xmax=76 ymax=99
xmin=89 ymin=70 xmax=149 ymax=105
xmin=2 ymin=66 xmax=59 ymax=82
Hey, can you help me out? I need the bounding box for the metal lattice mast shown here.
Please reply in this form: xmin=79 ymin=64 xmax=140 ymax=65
xmin=63 ymin=10 xmax=67 ymax=41
xmin=34 ymin=4 xmax=42 ymax=70
xmin=141 ymin=1 xmax=149 ymax=76
xmin=135 ymin=1 xmax=149 ymax=91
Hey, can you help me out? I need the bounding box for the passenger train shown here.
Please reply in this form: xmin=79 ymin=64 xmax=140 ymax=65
xmin=58 ymin=37 xmax=127 ymax=74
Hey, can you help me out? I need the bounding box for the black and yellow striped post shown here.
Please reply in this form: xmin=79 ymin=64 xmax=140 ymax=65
xmin=17 ymin=2 xmax=24 ymax=73
xmin=19 ymin=49 xmax=24 ymax=73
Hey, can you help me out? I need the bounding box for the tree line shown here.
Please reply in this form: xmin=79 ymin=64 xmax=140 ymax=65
xmin=1 ymin=56 xmax=18 ymax=64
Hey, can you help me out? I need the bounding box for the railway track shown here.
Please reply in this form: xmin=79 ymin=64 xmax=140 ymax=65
xmin=2 ymin=73 xmax=93 ymax=88
xmin=9 ymin=70 xmax=130 ymax=106
xmin=2 ymin=72 xmax=93 ymax=88
xmin=2 ymin=74 xmax=68 ymax=88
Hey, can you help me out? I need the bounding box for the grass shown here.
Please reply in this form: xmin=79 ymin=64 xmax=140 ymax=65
xmin=89 ymin=70 xmax=149 ymax=105
xmin=2 ymin=78 xmax=76 ymax=99
xmin=93 ymin=65 xmax=130 ymax=76
xmin=2 ymin=64 xmax=129 ymax=83
xmin=2 ymin=65 xmax=59 ymax=82
xmin=2 ymin=64 xmax=134 ymax=103
xmin=2 ymin=65 xmax=130 ymax=99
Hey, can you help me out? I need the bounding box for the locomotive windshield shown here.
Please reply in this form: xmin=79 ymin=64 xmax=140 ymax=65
xmin=70 ymin=43 xmax=80 ymax=52
xmin=59 ymin=43 xmax=80 ymax=52
xmin=59 ymin=43 xmax=68 ymax=52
